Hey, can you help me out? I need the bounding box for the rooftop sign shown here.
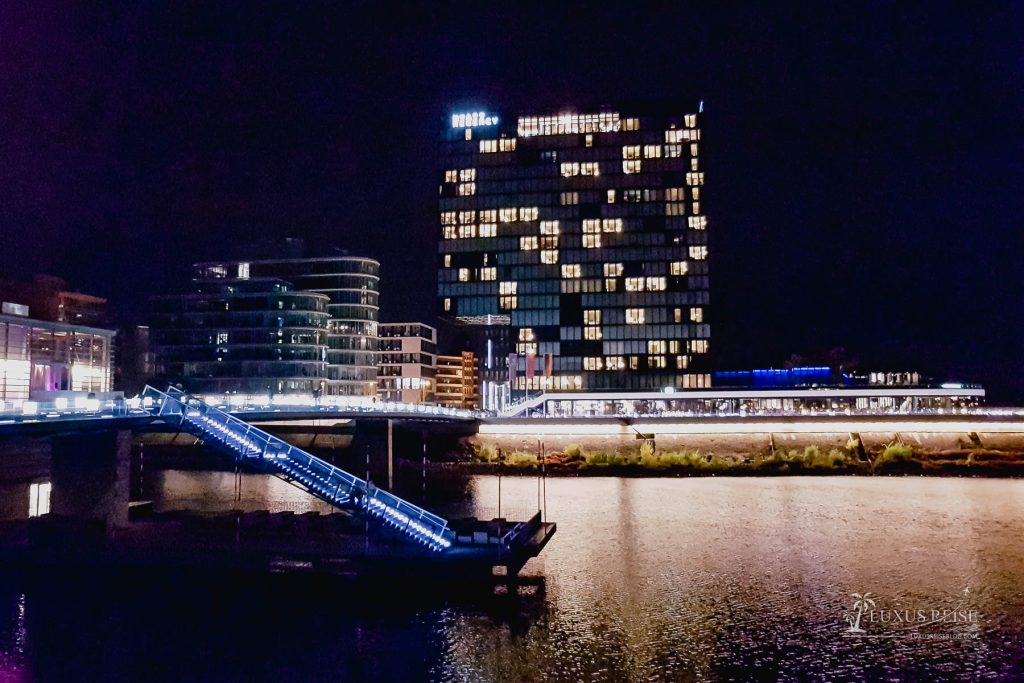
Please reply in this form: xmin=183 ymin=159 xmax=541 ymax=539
xmin=451 ymin=111 xmax=499 ymax=128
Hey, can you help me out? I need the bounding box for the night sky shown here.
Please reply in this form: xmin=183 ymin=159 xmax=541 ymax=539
xmin=2 ymin=2 xmax=1022 ymax=401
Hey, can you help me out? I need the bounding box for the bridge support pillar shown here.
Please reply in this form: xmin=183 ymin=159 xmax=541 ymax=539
xmin=50 ymin=429 xmax=130 ymax=533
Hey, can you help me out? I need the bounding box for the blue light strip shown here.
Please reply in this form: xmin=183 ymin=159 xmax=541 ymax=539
xmin=142 ymin=386 xmax=453 ymax=551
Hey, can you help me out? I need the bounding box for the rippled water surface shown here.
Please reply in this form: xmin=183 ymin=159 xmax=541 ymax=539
xmin=3 ymin=474 xmax=1024 ymax=681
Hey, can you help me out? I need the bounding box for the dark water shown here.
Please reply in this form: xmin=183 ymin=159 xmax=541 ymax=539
xmin=2 ymin=474 xmax=1024 ymax=681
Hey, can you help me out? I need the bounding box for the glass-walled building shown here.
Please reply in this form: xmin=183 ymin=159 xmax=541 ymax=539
xmin=192 ymin=256 xmax=380 ymax=397
xmin=151 ymin=278 xmax=331 ymax=395
xmin=0 ymin=311 xmax=114 ymax=400
xmin=438 ymin=105 xmax=710 ymax=395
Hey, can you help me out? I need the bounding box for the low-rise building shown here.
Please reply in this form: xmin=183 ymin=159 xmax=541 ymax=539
xmin=0 ymin=310 xmax=114 ymax=400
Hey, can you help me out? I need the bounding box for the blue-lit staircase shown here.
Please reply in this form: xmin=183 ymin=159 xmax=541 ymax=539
xmin=140 ymin=386 xmax=453 ymax=551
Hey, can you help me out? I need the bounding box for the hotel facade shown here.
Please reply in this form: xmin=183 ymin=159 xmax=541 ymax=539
xmin=437 ymin=105 xmax=710 ymax=396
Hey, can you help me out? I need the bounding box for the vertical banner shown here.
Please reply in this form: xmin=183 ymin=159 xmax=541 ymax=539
xmin=544 ymin=353 xmax=553 ymax=377
xmin=526 ymin=353 xmax=536 ymax=380
xmin=507 ymin=353 xmax=518 ymax=385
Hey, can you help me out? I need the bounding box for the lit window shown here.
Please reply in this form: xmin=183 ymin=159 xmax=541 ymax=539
xmin=517 ymin=341 xmax=538 ymax=355
xmin=648 ymin=340 xmax=667 ymax=354
xmin=28 ymin=481 xmax=51 ymax=517
xmin=441 ymin=211 xmax=457 ymax=225
xmin=562 ymin=264 xmax=581 ymax=279
xmin=676 ymin=355 xmax=689 ymax=369
xmin=442 ymin=226 xmax=457 ymax=239
xmin=540 ymin=220 xmax=560 ymax=235
xmin=685 ymin=114 xmax=697 ymax=128
xmin=666 ymin=202 xmax=686 ymax=216
xmin=444 ymin=298 xmax=451 ymax=311
xmin=607 ymin=189 xmax=616 ymax=203
xmin=622 ymin=145 xmax=640 ymax=159
xmin=582 ymin=219 xmax=601 ymax=234
xmin=674 ymin=308 xmax=683 ymax=323
xmin=459 ymin=168 xmax=476 ymax=181
xmin=499 ymin=281 xmax=518 ymax=295
xmin=692 ymin=187 xmax=700 ymax=200
xmin=606 ymin=356 xmax=625 ymax=370
xmin=479 ymin=267 xmax=496 ymax=281
xmin=520 ymin=236 xmax=538 ymax=250
xmin=666 ymin=187 xmax=686 ymax=201
xmin=581 ymin=162 xmax=600 ymax=176
xmin=444 ymin=170 xmax=458 ymax=182
xmin=583 ymin=357 xmax=603 ymax=371
xmin=560 ymin=192 xmax=579 ymax=205
xmin=519 ymin=207 xmax=538 ymax=221
xmin=688 ymin=215 xmax=707 ymax=230
xmin=541 ymin=235 xmax=558 ymax=248
xmin=665 ymin=144 xmax=682 ymax=157
xmin=465 ymin=129 xmax=472 ymax=140
xmin=691 ymin=143 xmax=699 ymax=157
xmin=649 ymin=355 xmax=667 ymax=368
xmin=686 ymin=172 xmax=704 ymax=186
xmin=479 ymin=223 xmax=497 ymax=237
xmin=584 ymin=326 xmax=602 ymax=340
xmin=457 ymin=224 xmax=476 ymax=239
xmin=458 ymin=268 xmax=471 ymax=282
xmin=479 ymin=140 xmax=498 ymax=153
xmin=623 ymin=118 xmax=640 ymax=131
xmin=644 ymin=145 xmax=662 ymax=158
xmin=623 ymin=160 xmax=642 ymax=174
xmin=690 ymin=307 xmax=704 ymax=323
xmin=692 ymin=202 xmax=700 ymax=215
xmin=457 ymin=182 xmax=476 ymax=196
xmin=629 ymin=356 xmax=640 ymax=370
xmin=646 ymin=276 xmax=666 ymax=291
xmin=584 ymin=309 xmax=601 ymax=325
xmin=689 ymin=246 xmax=708 ymax=260
xmin=665 ymin=129 xmax=683 ymax=143
xmin=603 ymin=262 xmax=623 ymax=277
xmin=582 ymin=234 xmax=601 ymax=248
xmin=688 ymin=339 xmax=708 ymax=354
xmin=459 ymin=210 xmax=476 ymax=224
xmin=499 ymin=296 xmax=518 ymax=310
xmin=443 ymin=254 xmax=451 ymax=267
xmin=561 ymin=162 xmax=580 ymax=177
xmin=604 ymin=278 xmax=618 ymax=291
xmin=625 ymin=277 xmax=644 ymax=292
xmin=602 ymin=218 xmax=622 ymax=233
xmin=500 ymin=138 xmax=517 ymax=151
xmin=499 ymin=208 xmax=518 ymax=222
xmin=480 ymin=209 xmax=497 ymax=222
xmin=540 ymin=249 xmax=559 ymax=264
xmin=670 ymin=261 xmax=689 ymax=275
xmin=585 ymin=134 xmax=593 ymax=147
xmin=626 ymin=308 xmax=645 ymax=325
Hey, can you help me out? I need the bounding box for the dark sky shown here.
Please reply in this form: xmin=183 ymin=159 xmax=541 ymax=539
xmin=2 ymin=2 xmax=1022 ymax=401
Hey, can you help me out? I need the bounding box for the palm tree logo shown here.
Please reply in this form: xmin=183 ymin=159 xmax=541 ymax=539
xmin=844 ymin=592 xmax=876 ymax=633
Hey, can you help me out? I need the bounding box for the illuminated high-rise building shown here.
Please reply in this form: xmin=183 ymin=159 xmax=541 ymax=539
xmin=437 ymin=105 xmax=710 ymax=395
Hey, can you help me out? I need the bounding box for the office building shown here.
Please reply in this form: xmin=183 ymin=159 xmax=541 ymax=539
xmin=0 ymin=274 xmax=109 ymax=327
xmin=151 ymin=277 xmax=331 ymax=395
xmin=435 ymin=352 xmax=479 ymax=409
xmin=438 ymin=105 xmax=710 ymax=398
xmin=377 ymin=322 xmax=437 ymax=403
xmin=189 ymin=254 xmax=380 ymax=397
xmin=0 ymin=309 xmax=114 ymax=400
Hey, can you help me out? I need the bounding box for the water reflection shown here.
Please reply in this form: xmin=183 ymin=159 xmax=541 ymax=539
xmin=1 ymin=474 xmax=1023 ymax=681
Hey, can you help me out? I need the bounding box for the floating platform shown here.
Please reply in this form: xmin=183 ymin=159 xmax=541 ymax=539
xmin=0 ymin=509 xmax=556 ymax=582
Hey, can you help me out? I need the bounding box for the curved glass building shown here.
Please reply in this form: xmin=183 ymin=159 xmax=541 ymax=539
xmin=152 ymin=278 xmax=331 ymax=394
xmin=188 ymin=256 xmax=380 ymax=397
